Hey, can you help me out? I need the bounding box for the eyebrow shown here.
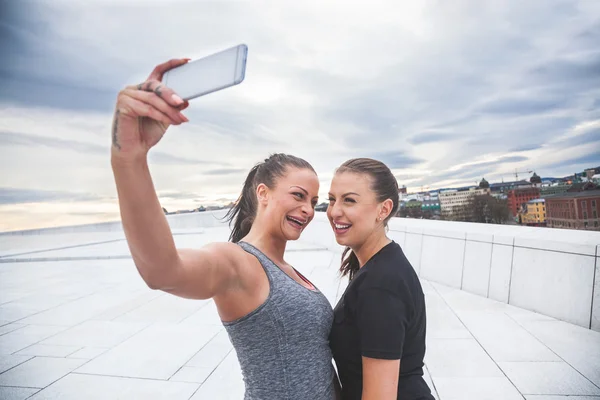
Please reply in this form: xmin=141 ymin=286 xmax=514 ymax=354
xmin=328 ymin=192 xmax=361 ymax=197
xmin=290 ymin=185 xmax=308 ymax=195
xmin=291 ymin=186 xmax=319 ymax=200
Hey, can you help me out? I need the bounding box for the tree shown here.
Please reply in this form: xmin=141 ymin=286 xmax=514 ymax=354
xmin=489 ymin=196 xmax=510 ymax=224
xmin=407 ymin=206 xmax=423 ymax=219
xmin=422 ymin=209 xmax=434 ymax=220
xmin=465 ymin=194 xmax=509 ymax=224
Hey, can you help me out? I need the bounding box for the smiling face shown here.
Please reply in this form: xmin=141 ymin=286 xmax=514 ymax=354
xmin=327 ymin=171 xmax=389 ymax=248
xmin=257 ymin=167 xmax=320 ymax=241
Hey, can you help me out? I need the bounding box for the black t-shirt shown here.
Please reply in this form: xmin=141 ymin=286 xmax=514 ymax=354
xmin=329 ymin=241 xmax=434 ymax=400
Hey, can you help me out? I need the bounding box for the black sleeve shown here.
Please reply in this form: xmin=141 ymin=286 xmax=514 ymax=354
xmin=356 ymin=286 xmax=409 ymax=360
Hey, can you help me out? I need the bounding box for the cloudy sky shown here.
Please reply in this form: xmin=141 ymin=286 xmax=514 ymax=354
xmin=1 ymin=0 xmax=599 ymax=231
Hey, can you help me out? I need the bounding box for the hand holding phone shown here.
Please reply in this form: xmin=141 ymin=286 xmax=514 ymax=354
xmin=163 ymin=44 xmax=248 ymax=101
xmin=111 ymin=45 xmax=248 ymax=160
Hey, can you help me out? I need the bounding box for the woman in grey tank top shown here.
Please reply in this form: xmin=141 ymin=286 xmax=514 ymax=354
xmin=110 ymin=70 xmax=338 ymax=399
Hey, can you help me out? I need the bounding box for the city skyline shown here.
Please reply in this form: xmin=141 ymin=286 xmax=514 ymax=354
xmin=1 ymin=1 xmax=599 ymax=231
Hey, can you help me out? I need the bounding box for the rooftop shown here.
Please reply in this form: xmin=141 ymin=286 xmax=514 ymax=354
xmin=545 ymin=189 xmax=600 ymax=200
xmin=1 ymin=216 xmax=599 ymax=399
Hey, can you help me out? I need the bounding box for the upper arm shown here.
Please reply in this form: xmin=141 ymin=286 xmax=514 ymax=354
xmin=356 ymin=286 xmax=408 ymax=399
xmin=357 ymin=286 xmax=409 ymax=359
xmin=362 ymin=356 xmax=400 ymax=400
xmin=154 ymin=242 xmax=242 ymax=300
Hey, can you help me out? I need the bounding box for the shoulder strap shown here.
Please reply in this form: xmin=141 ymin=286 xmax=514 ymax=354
xmin=237 ymin=241 xmax=279 ymax=278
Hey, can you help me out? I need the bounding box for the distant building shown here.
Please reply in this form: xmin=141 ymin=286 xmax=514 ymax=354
xmin=545 ymin=190 xmax=600 ymax=230
xmin=541 ymin=184 xmax=570 ymax=198
xmin=421 ymin=198 xmax=441 ymax=213
xmin=507 ymin=187 xmax=541 ymax=217
xmin=315 ymin=203 xmax=328 ymax=212
xmin=530 ymin=172 xmax=542 ymax=185
xmin=567 ymin=181 xmax=597 ymax=193
xmin=399 ymin=185 xmax=407 ymax=195
xmin=439 ymin=187 xmax=491 ymax=218
xmin=479 ymin=178 xmax=490 ymax=189
xmin=404 ymin=192 xmax=425 ymax=202
xmin=489 ymin=180 xmax=531 ymax=195
xmin=585 ymin=168 xmax=599 ymax=181
xmin=519 ymin=199 xmax=546 ymax=226
xmin=405 ymin=199 xmax=423 ymax=210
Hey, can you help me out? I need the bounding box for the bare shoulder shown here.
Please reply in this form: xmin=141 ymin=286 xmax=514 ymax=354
xmin=197 ymin=241 xmax=248 ymax=265
xmin=159 ymin=242 xmax=252 ymax=300
xmin=178 ymin=241 xmax=248 ymax=272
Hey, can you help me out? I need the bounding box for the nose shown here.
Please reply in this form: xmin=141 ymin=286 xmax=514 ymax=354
xmin=328 ymin=200 xmax=342 ymax=220
xmin=301 ymin=201 xmax=314 ymax=218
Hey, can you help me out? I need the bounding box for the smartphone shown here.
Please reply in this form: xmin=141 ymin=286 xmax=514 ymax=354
xmin=162 ymin=44 xmax=248 ymax=101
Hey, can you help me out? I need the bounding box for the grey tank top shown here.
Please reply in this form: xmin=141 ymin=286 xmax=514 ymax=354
xmin=223 ymin=241 xmax=336 ymax=400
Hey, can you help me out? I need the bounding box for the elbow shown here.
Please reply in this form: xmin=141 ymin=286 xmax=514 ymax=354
xmin=144 ymin=277 xmax=163 ymax=291
xmin=133 ymin=260 xmax=177 ymax=291
xmin=138 ymin=271 xmax=165 ymax=291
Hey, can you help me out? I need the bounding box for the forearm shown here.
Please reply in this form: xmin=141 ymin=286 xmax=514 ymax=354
xmin=111 ymin=155 xmax=179 ymax=286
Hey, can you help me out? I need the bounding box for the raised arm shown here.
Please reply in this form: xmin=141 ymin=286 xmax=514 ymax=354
xmin=111 ymin=59 xmax=239 ymax=300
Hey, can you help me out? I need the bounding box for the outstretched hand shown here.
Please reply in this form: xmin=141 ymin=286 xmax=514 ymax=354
xmin=111 ymin=58 xmax=191 ymax=161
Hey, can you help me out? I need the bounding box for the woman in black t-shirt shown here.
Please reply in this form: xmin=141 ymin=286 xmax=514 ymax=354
xmin=326 ymin=158 xmax=434 ymax=400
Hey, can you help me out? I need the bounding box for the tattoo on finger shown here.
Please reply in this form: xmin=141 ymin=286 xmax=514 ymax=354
xmin=137 ymin=83 xmax=143 ymax=90
xmin=112 ymin=110 xmax=121 ymax=150
xmin=144 ymin=81 xmax=153 ymax=92
xmin=154 ymin=85 xmax=163 ymax=98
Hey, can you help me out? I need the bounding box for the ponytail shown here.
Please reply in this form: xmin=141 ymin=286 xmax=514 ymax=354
xmin=225 ymin=164 xmax=260 ymax=243
xmin=224 ymin=153 xmax=316 ymax=243
xmin=340 ymin=246 xmax=360 ymax=280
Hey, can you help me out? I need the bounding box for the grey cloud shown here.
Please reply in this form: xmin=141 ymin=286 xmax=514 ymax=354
xmin=478 ymin=97 xmax=566 ymax=116
xmin=428 ymin=164 xmax=497 ymax=184
xmin=554 ymin=126 xmax=600 ymax=148
xmin=465 ymin=115 xmax=576 ymax=151
xmin=551 ymin=153 xmax=600 ymax=169
xmin=494 ymin=155 xmax=529 ymax=164
xmin=568 ymin=130 xmax=600 ymax=148
xmin=411 ymin=155 xmax=530 ymax=189
xmin=408 ymin=132 xmax=461 ymax=145
xmin=203 ymin=168 xmax=247 ymax=176
xmin=510 ymin=144 xmax=543 ymax=152
xmin=0 ymin=75 xmax=117 ymax=113
xmin=1 ymin=131 xmax=220 ymax=166
xmin=527 ymin=51 xmax=600 ymax=87
xmin=0 ymin=131 xmax=106 ymax=155
xmin=0 ymin=187 xmax=104 ymax=205
xmin=148 ymin=151 xmax=220 ymax=166
xmin=0 ymin=3 xmax=126 ymax=112
xmin=353 ymin=151 xmax=424 ymax=169
xmin=467 ymin=155 xmax=529 ymax=170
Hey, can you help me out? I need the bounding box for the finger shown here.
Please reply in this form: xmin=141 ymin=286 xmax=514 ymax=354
xmin=137 ymin=79 xmax=187 ymax=109
xmin=119 ymin=94 xmax=179 ymax=126
xmin=178 ymin=100 xmax=190 ymax=111
xmin=147 ymin=58 xmax=190 ymax=81
xmin=124 ymin=88 xmax=188 ymax=123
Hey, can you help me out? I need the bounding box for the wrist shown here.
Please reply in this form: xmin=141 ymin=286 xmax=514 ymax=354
xmin=111 ymin=149 xmax=148 ymax=169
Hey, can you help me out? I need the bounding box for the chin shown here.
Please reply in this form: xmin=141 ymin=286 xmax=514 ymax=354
xmin=284 ymin=229 xmax=303 ymax=241
xmin=332 ymin=234 xmax=351 ymax=247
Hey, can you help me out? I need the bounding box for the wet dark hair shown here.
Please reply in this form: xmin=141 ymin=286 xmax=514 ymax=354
xmin=335 ymin=158 xmax=399 ymax=280
xmin=224 ymin=153 xmax=316 ymax=243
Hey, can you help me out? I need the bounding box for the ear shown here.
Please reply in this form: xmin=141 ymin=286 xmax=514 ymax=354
xmin=379 ymin=198 xmax=394 ymax=220
xmin=256 ymin=183 xmax=269 ymax=205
